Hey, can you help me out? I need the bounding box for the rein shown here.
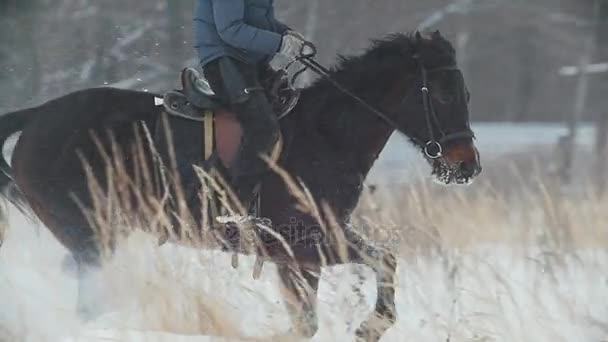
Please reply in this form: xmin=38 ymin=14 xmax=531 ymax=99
xmin=294 ymin=48 xmax=474 ymax=159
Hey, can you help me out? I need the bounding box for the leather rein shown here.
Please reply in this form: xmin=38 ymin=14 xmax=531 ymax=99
xmin=294 ymin=44 xmax=474 ymax=159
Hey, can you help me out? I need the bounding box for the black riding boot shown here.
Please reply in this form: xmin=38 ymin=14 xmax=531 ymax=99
xmin=229 ymin=91 xmax=280 ymax=210
xmin=203 ymin=57 xmax=280 ymax=212
xmin=230 ymin=140 xmax=278 ymax=210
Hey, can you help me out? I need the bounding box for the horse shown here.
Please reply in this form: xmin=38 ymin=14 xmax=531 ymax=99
xmin=0 ymin=31 xmax=480 ymax=341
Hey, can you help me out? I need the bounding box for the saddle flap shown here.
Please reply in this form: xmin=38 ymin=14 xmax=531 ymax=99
xmin=214 ymin=110 xmax=243 ymax=169
xmin=207 ymin=109 xmax=283 ymax=170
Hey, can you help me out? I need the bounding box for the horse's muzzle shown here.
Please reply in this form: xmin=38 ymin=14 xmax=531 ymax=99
xmin=429 ymin=142 xmax=481 ymax=184
xmin=439 ymin=142 xmax=482 ymax=183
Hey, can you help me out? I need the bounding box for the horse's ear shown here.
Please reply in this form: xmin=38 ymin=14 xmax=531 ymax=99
xmin=415 ymin=31 xmax=423 ymax=42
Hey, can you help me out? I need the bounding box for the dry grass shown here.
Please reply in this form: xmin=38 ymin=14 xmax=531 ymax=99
xmin=354 ymin=145 xmax=608 ymax=253
xmin=354 ymin=179 xmax=608 ymax=253
xmin=77 ymin=134 xmax=608 ymax=338
xmin=64 ymin=172 xmax=608 ymax=341
xmin=1 ymin=135 xmax=607 ymax=341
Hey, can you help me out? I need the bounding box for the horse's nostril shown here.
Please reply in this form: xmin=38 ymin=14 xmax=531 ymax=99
xmin=459 ymin=161 xmax=477 ymax=177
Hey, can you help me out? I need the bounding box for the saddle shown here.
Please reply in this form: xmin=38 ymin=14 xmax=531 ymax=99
xmin=163 ymin=67 xmax=297 ymax=169
xmin=165 ymin=67 xmax=300 ymax=122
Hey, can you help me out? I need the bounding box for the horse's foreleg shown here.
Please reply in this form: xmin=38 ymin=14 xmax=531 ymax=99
xmin=277 ymin=264 xmax=320 ymax=338
xmin=351 ymin=245 xmax=397 ymax=342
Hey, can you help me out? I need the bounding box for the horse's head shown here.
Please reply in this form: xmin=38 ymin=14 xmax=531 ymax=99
xmin=386 ymin=31 xmax=481 ymax=185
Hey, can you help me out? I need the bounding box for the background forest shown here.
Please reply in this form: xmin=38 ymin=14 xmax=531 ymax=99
xmin=1 ymin=0 xmax=607 ymax=123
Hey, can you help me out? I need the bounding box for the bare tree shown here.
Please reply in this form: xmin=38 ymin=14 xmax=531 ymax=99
xmin=512 ymin=26 xmax=538 ymax=121
xmin=558 ymin=0 xmax=602 ymax=183
xmin=3 ymin=0 xmax=608 ymax=123
xmin=167 ymin=0 xmax=185 ymax=73
xmin=594 ymin=0 xmax=608 ymax=195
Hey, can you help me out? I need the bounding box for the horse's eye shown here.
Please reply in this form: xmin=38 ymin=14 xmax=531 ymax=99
xmin=434 ymin=92 xmax=453 ymax=104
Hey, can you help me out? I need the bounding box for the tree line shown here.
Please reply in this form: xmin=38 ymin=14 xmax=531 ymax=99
xmin=0 ymin=0 xmax=607 ymax=123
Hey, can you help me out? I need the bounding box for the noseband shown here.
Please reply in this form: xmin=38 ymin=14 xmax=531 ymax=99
xmin=297 ymin=53 xmax=474 ymax=158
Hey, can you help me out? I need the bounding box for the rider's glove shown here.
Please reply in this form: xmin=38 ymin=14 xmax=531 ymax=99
xmin=269 ymin=31 xmax=313 ymax=71
xmin=285 ymin=30 xmax=306 ymax=41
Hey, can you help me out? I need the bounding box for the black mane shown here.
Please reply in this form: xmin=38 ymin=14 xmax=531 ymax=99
xmin=330 ymin=32 xmax=455 ymax=78
xmin=291 ymin=31 xmax=458 ymax=147
xmin=305 ymin=32 xmax=455 ymax=93
xmin=296 ymin=32 xmax=457 ymax=120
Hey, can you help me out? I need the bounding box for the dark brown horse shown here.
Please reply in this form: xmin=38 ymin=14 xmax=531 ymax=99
xmin=0 ymin=32 xmax=480 ymax=341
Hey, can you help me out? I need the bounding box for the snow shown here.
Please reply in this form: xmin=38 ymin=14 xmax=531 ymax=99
xmin=2 ymin=207 xmax=607 ymax=341
xmin=368 ymin=122 xmax=595 ymax=183
xmin=1 ymin=123 xmax=607 ymax=341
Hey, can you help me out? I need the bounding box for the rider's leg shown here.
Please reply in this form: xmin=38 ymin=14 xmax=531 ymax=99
xmin=203 ymin=58 xmax=280 ymax=209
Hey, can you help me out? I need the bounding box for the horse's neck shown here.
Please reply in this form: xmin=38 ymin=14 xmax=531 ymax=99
xmin=304 ymin=84 xmax=397 ymax=177
xmin=278 ymin=60 xmax=410 ymax=221
xmin=290 ymin=98 xmax=394 ymax=220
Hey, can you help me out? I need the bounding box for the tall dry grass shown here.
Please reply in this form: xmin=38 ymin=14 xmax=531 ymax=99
xmin=1 ymin=131 xmax=607 ymax=340
xmin=76 ymin=131 xmax=607 ymax=337
xmin=355 ymin=178 xmax=608 ymax=253
xmin=73 ymin=170 xmax=607 ymax=341
xmin=60 ymin=122 xmax=358 ymax=339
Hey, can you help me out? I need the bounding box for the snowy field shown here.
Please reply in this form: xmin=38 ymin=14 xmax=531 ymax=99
xmin=368 ymin=123 xmax=596 ymax=184
xmin=1 ymin=123 xmax=607 ymax=342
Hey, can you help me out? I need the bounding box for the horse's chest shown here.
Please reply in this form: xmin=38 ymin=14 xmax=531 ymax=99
xmin=291 ymin=152 xmax=365 ymax=211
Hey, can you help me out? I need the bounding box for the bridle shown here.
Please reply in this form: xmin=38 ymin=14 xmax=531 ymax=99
xmin=294 ymin=43 xmax=475 ymax=159
xmin=414 ymin=55 xmax=475 ymax=159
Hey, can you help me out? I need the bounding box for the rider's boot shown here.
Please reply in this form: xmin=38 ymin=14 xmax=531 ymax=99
xmin=229 ymin=112 xmax=279 ymax=212
xmin=202 ymin=57 xmax=280 ymax=214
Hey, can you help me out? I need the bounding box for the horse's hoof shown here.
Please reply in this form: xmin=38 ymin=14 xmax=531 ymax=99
xmin=290 ymin=311 xmax=319 ymax=339
xmin=355 ymin=322 xmax=382 ymax=342
xmin=288 ymin=326 xmax=317 ymax=340
xmin=355 ymin=329 xmax=379 ymax=342
xmin=298 ymin=324 xmax=318 ymax=339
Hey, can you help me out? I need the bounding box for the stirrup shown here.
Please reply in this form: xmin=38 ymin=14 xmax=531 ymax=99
xmin=216 ymin=214 xmax=270 ymax=280
xmin=215 ymin=215 xmax=272 ymax=228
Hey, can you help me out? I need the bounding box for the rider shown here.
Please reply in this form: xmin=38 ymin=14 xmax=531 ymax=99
xmin=194 ymin=0 xmax=311 ymax=209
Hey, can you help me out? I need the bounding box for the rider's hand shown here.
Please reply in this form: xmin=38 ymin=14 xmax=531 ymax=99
xmin=286 ymin=30 xmax=306 ymax=41
xmin=287 ymin=31 xmax=316 ymax=57
xmin=278 ymin=31 xmax=306 ymax=59
xmin=269 ymin=31 xmax=314 ymax=71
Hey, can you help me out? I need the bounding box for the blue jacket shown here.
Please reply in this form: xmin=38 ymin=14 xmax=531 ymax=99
xmin=194 ymin=0 xmax=290 ymax=67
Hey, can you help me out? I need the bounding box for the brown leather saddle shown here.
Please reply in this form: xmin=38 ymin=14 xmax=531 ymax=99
xmin=163 ymin=67 xmax=296 ymax=169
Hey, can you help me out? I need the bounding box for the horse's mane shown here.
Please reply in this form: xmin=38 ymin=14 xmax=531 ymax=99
xmin=321 ymin=32 xmax=455 ymax=82
xmin=295 ymin=32 xmax=457 ymax=122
